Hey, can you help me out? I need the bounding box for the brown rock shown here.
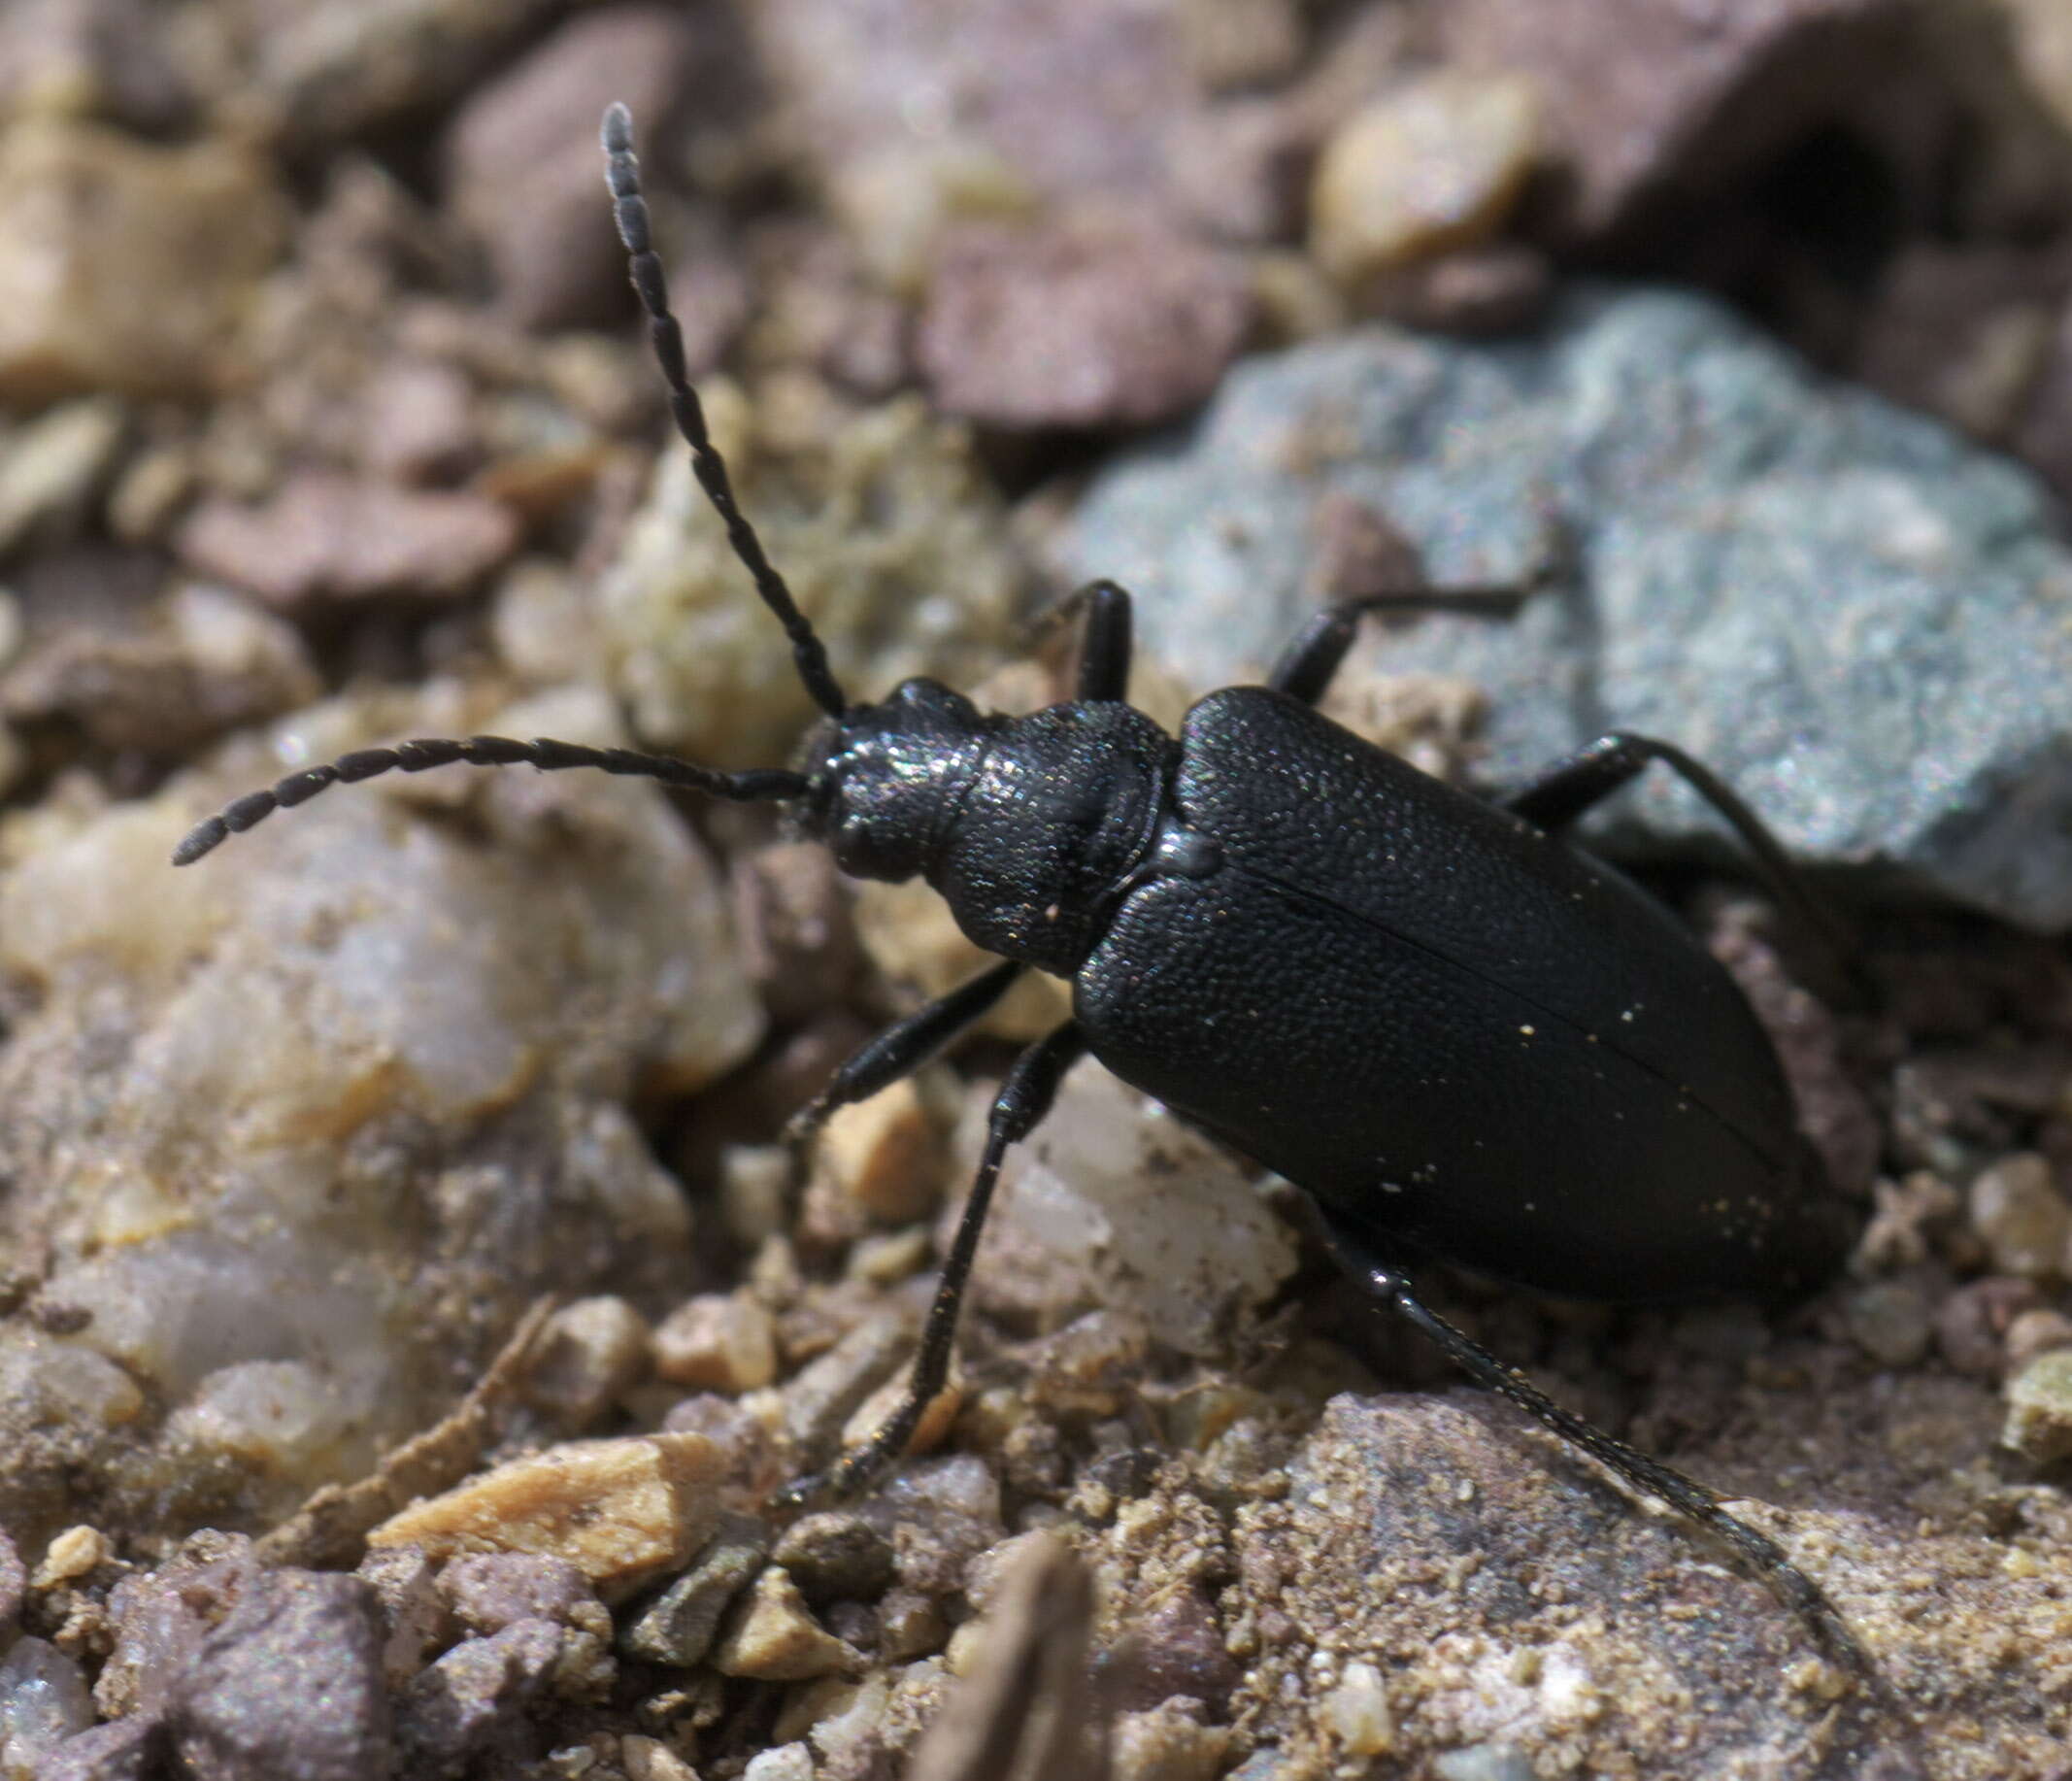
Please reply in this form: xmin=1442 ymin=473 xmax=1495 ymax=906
xmin=1438 ymin=0 xmax=2072 ymax=247
xmin=166 ymin=1569 xmax=392 ymax=1781
xmin=395 ymin=1618 xmax=560 ymax=1772
xmin=652 ymin=1292 xmax=778 ymax=1395
xmin=366 ymin=1433 xmax=723 ymax=1601
xmin=919 ymin=218 xmax=1253 ymax=430
xmin=1854 ymin=243 xmax=2070 ymax=445
xmin=439 ymin=1550 xmax=596 ymax=1635
xmin=0 ymin=118 xmax=286 ymax=403
xmin=522 ymin=1295 xmax=652 ymax=1429
xmin=441 ymin=5 xmax=705 ymax=331
xmin=1934 ymin=1275 xmax=2043 ymax=1376
xmin=1 ymin=584 xmax=319 ymax=756
xmin=176 ymin=472 xmax=520 ymax=607
xmin=355 ymin=357 xmax=479 ymax=485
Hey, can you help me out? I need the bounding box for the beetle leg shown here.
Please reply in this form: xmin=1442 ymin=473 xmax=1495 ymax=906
xmin=774 ymin=1021 xmax=1088 ymax=1508
xmin=1027 ymin=580 xmax=1136 ymax=702
xmin=785 ymin=959 xmax=1025 ymax=1156
xmin=1306 ymin=1205 xmax=1882 ymax=1690
xmin=1266 ymin=588 xmax=1529 ymax=707
xmin=1506 ymin=732 xmax=1853 ymax=962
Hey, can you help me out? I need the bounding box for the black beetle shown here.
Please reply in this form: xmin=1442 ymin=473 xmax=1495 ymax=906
xmin=175 ymin=104 xmax=1877 ymax=1686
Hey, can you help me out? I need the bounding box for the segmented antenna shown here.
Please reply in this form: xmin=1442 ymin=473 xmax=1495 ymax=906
xmin=171 ymin=736 xmax=808 ymax=866
xmin=600 ymin=101 xmax=848 ymax=720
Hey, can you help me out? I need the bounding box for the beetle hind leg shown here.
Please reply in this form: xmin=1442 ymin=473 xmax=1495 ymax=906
xmin=1504 ymin=731 xmax=1853 ymax=965
xmin=1306 ymin=1204 xmax=1887 ymax=1694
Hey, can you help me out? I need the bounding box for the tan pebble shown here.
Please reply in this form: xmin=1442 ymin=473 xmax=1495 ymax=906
xmin=366 ymin=1433 xmax=721 ymax=1601
xmin=841 ymin=1366 xmax=962 ymax=1458
xmin=620 ymin=1735 xmax=701 ymax=1781
xmin=527 ymin=1295 xmax=652 ymax=1427
xmin=1111 ymin=1702 xmax=1230 ymax=1781
xmin=34 ymin=1525 xmax=109 ymax=1587
xmin=1970 ymin=1152 xmax=2069 ymax=1279
xmin=1311 ymin=71 xmax=1540 ymax=284
xmin=846 ymin=1225 xmax=933 ymax=1286
xmin=2006 ymin=1307 xmax=2072 ymax=1371
xmin=1320 ymin=1659 xmax=1393 ymax=1756
xmin=942 ymin=1617 xmax=987 ymax=1678
xmin=713 ymin=1566 xmax=861 ymax=1681
xmin=2004 ymin=1349 xmax=2072 ymax=1462
xmin=818 ymin=1080 xmax=944 ymax=1223
xmin=653 ymin=1292 xmax=778 ymax=1394
xmin=773 ymin=1673 xmax=860 ymax=1745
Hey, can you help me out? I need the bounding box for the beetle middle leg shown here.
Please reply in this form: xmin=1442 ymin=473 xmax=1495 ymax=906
xmin=1305 ymin=1203 xmax=1883 ymax=1689
xmin=775 ymin=1020 xmax=1088 ymax=1507
xmin=1266 ymin=588 xmax=1532 ymax=706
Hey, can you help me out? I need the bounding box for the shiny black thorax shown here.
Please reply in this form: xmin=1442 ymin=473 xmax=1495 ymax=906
xmin=802 ymin=678 xmax=1853 ymax=1308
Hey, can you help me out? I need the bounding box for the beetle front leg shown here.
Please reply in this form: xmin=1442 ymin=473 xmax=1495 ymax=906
xmin=774 ymin=1021 xmax=1089 ymax=1508
xmin=785 ymin=958 xmax=1024 ymax=1156
xmin=1266 ymin=587 xmax=1530 ymax=707
xmin=1305 ymin=1203 xmax=1887 ymax=1693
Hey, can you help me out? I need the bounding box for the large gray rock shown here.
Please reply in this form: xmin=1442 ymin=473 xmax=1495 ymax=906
xmin=1057 ymin=287 xmax=2072 ymax=931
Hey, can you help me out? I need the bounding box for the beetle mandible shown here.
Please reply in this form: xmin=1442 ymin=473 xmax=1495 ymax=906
xmin=174 ymin=104 xmax=1875 ymax=1684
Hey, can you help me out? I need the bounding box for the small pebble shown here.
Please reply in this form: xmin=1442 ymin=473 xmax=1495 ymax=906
xmin=526 ymin=1295 xmax=652 ymax=1428
xmin=652 ymin=1292 xmax=778 ymax=1394
xmin=743 ymin=1745 xmax=815 ymax=1781
xmin=1111 ymin=1698 xmax=1230 ymax=1781
xmin=441 ymin=1551 xmax=596 ymax=1635
xmin=1845 ymin=1278 xmax=1933 ymax=1368
xmin=0 ymin=1636 xmax=95 ymax=1767
xmin=367 ymin=1433 xmax=722 ymax=1601
xmin=620 ymin=1736 xmax=700 ymax=1781
xmin=771 ymin=1513 xmax=897 ymax=1605
xmin=818 ymin=1080 xmax=945 ymax=1224
xmin=2003 ymin=1348 xmax=2072 ymax=1462
xmin=1970 ymin=1153 xmax=2069 ymax=1279
xmin=355 ymin=1545 xmax=450 ymax=1687
xmin=713 ymin=1567 xmax=861 ymax=1682
xmin=1310 ymin=72 xmax=1540 ymax=284
xmin=2005 ymin=1307 xmax=2072 ymax=1372
xmin=1321 ymin=1658 xmax=1394 ymax=1757
xmin=33 ymin=1527 xmax=109 ymax=1589
xmin=1934 ymin=1275 xmax=2042 ymax=1375
xmin=619 ymin=1514 xmax=770 ymax=1669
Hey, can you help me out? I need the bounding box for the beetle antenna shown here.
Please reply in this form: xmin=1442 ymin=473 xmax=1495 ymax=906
xmin=601 ymin=102 xmax=848 ymax=721
xmin=170 ymin=735 xmax=809 ymax=866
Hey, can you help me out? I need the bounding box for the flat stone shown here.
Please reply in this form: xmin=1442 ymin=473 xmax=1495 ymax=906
xmin=368 ymin=1432 xmax=724 ymax=1602
xmin=176 ymin=472 xmax=520 ymax=608
xmin=1057 ymin=289 xmax=2072 ymax=929
xmin=618 ymin=1511 xmax=769 ymax=1667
